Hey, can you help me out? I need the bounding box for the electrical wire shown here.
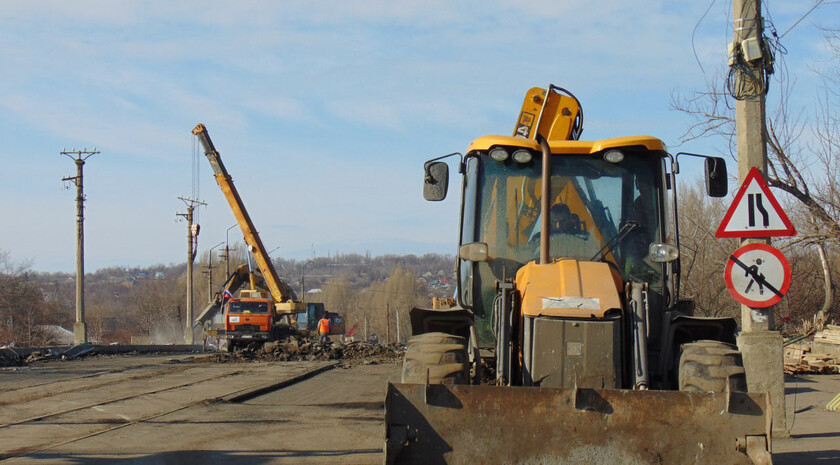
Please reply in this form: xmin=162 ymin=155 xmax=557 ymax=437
xmin=725 ymin=6 xmax=783 ymax=101
xmin=692 ymin=0 xmax=719 ymax=75
xmin=318 ymin=280 xmax=439 ymax=298
xmin=779 ymin=0 xmax=825 ymax=39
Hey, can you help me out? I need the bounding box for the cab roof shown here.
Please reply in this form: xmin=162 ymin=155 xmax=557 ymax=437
xmin=466 ymin=135 xmax=667 ymax=155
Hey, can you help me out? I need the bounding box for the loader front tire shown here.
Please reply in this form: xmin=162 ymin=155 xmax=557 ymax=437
xmin=678 ymin=340 xmax=747 ymax=393
xmin=401 ymin=332 xmax=469 ymax=385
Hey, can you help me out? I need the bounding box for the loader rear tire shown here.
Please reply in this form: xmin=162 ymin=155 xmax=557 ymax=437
xmin=401 ymin=332 xmax=469 ymax=385
xmin=678 ymin=340 xmax=747 ymax=393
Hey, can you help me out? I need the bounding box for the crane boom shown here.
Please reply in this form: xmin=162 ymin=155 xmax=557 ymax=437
xmin=192 ymin=123 xmax=302 ymax=314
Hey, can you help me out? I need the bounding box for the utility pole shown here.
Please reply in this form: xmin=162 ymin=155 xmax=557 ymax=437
xmin=729 ymin=0 xmax=785 ymax=436
xmin=386 ymin=303 xmax=391 ymax=345
xmin=205 ymin=241 xmax=224 ymax=302
xmin=177 ymin=197 xmax=206 ymax=345
xmin=61 ymin=148 xmax=99 ymax=345
xmin=395 ymin=309 xmax=401 ymax=344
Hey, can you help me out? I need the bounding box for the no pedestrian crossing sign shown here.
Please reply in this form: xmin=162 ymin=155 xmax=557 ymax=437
xmin=716 ymin=167 xmax=796 ymax=238
xmin=724 ymin=243 xmax=791 ymax=308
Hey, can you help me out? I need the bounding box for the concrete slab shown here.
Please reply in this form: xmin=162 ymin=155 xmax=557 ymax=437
xmin=0 ymin=356 xmax=340 ymax=463
xmin=738 ymin=330 xmax=787 ymax=437
xmin=1 ymin=363 xmax=400 ymax=464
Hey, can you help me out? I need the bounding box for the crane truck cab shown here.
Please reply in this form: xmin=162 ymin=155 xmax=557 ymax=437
xmin=222 ymin=291 xmax=274 ymax=349
xmin=385 ymin=86 xmax=772 ymax=465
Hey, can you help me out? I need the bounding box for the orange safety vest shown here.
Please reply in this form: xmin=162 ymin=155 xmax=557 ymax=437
xmin=318 ymin=318 xmax=330 ymax=334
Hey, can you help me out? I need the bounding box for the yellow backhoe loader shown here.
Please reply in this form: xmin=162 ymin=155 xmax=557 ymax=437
xmin=385 ymin=86 xmax=773 ymax=464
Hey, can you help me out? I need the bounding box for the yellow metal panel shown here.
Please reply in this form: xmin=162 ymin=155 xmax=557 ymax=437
xmin=467 ymin=135 xmax=666 ymax=155
xmin=514 ymin=87 xmax=547 ymax=138
xmin=515 ymin=259 xmax=622 ymax=318
xmin=275 ymin=301 xmax=307 ymax=314
xmin=467 ymin=136 xmax=540 ymax=153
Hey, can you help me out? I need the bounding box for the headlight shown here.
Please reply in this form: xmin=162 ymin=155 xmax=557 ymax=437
xmin=649 ymin=243 xmax=679 ymax=262
xmin=489 ymin=147 xmax=509 ymax=162
xmin=604 ymin=150 xmax=624 ymax=163
xmin=512 ymin=149 xmax=533 ymax=163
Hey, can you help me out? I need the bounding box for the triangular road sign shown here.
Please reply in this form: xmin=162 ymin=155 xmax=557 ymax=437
xmin=716 ymin=167 xmax=797 ymax=238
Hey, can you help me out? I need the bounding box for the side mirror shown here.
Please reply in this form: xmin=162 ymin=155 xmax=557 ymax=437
xmin=423 ymin=161 xmax=449 ymax=201
xmin=705 ymin=157 xmax=728 ymax=197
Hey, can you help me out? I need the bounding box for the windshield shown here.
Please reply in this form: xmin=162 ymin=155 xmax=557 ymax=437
xmin=461 ymin=149 xmax=665 ymax=313
xmin=228 ymin=300 xmax=270 ymax=314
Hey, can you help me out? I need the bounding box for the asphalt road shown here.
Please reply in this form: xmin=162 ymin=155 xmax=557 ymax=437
xmin=774 ymin=373 xmax=840 ymax=464
xmin=1 ymin=354 xmax=837 ymax=464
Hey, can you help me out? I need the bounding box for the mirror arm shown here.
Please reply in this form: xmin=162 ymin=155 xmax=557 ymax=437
xmin=424 ymin=152 xmax=463 ymax=179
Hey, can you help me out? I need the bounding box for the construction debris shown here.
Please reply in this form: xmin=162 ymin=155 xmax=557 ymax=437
xmin=814 ymin=325 xmax=840 ymax=346
xmin=0 ymin=349 xmax=23 ymax=368
xmin=211 ymin=329 xmax=405 ymax=366
xmin=784 ymin=338 xmax=840 ymax=375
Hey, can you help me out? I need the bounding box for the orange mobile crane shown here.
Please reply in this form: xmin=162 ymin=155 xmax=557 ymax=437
xmin=193 ymin=123 xmax=306 ymax=350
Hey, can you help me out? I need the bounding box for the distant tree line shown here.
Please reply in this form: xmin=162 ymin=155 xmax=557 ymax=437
xmin=0 ymin=248 xmax=454 ymax=346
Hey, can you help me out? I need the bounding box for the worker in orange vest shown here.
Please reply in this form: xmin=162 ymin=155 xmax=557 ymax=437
xmin=318 ymin=314 xmax=331 ymax=345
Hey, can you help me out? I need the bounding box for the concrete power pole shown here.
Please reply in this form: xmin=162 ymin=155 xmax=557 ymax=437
xmin=729 ymin=0 xmax=786 ymax=436
xmin=177 ymin=197 xmax=206 ymax=345
xmin=61 ymin=148 xmax=99 ymax=345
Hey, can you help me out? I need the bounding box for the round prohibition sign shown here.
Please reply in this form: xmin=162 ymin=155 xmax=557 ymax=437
xmin=724 ymin=243 xmax=791 ymax=308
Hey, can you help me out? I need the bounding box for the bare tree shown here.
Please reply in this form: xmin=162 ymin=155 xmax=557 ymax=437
xmin=0 ymin=251 xmax=68 ymax=346
xmin=127 ymin=277 xmax=182 ymax=343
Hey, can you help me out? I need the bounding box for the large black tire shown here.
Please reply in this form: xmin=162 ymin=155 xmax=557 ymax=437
xmin=678 ymin=340 xmax=747 ymax=393
xmin=401 ymin=332 xmax=469 ymax=385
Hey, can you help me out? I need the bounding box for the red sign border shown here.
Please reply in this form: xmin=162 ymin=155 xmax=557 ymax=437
xmin=715 ymin=167 xmax=797 ymax=238
xmin=724 ymin=243 xmax=791 ymax=308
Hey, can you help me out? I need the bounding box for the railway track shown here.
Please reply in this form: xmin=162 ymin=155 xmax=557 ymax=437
xmin=0 ymin=357 xmax=337 ymax=463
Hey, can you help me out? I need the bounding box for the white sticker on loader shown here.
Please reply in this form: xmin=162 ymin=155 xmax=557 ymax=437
xmin=542 ymin=297 xmax=600 ymax=310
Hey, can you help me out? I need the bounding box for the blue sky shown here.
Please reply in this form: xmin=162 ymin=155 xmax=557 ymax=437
xmin=1 ymin=1 xmax=837 ymax=272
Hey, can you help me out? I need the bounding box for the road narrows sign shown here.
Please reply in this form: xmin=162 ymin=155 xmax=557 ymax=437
xmin=715 ymin=167 xmax=796 ymax=238
xmin=724 ymin=243 xmax=791 ymax=308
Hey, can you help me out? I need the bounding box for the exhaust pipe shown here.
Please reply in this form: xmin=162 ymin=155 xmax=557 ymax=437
xmin=539 ymin=135 xmax=551 ymax=265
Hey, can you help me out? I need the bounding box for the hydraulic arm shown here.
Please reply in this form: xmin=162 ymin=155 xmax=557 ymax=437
xmin=192 ymin=123 xmax=302 ymax=314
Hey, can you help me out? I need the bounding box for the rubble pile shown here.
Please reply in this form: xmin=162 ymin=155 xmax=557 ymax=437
xmin=212 ymin=329 xmax=405 ymax=365
xmin=0 ymin=350 xmax=23 ymax=368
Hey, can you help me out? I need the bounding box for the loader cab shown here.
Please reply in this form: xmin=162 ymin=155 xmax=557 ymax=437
xmin=447 ymin=136 xmax=676 ymax=347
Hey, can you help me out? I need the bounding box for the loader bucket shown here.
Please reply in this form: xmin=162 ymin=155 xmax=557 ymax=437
xmin=385 ymin=383 xmax=772 ymax=465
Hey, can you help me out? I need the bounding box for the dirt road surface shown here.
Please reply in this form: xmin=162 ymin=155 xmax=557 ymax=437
xmin=1 ymin=353 xmax=837 ymax=464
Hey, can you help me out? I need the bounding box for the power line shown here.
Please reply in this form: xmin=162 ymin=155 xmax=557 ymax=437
xmin=320 ymin=280 xmax=444 ymax=298
xmin=779 ymin=0 xmax=825 ymax=38
xmin=692 ymin=0 xmax=719 ymax=75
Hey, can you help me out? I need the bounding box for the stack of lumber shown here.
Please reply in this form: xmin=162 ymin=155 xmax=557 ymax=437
xmin=814 ymin=325 xmax=840 ymax=346
xmin=784 ymin=329 xmax=840 ymax=375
